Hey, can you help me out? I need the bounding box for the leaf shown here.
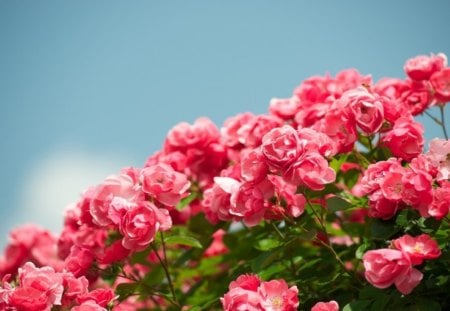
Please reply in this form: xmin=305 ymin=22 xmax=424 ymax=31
xmin=343 ymin=300 xmax=372 ymax=311
xmin=327 ymin=196 xmax=352 ymax=213
xmin=254 ymin=238 xmax=282 ymax=251
xmin=355 ymin=242 xmax=371 ymax=260
xmin=164 ymin=235 xmax=203 ymax=248
xmin=176 ymin=191 xmax=198 ymax=211
xmin=371 ymin=219 xmax=399 ymax=240
xmin=115 ymin=282 xmax=139 ymax=301
xmin=414 ymin=298 xmax=442 ymax=311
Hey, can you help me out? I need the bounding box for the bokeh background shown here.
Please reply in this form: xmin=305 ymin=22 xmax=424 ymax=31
xmin=1 ymin=1 xmax=449 ymax=248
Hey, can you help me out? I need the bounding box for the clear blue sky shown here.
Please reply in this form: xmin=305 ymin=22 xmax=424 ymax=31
xmin=1 ymin=1 xmax=449 ymax=246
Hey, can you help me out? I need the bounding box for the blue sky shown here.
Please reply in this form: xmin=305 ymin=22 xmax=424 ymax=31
xmin=1 ymin=1 xmax=449 ymax=246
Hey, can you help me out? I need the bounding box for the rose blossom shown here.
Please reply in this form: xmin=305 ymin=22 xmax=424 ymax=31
xmin=283 ymin=152 xmax=336 ymax=191
xmin=241 ymin=148 xmax=269 ymax=183
xmin=404 ymin=53 xmax=446 ymax=81
xmin=363 ymin=249 xmax=422 ymax=295
xmin=368 ymin=190 xmax=400 ymax=220
xmin=430 ymin=67 xmax=450 ymax=103
xmin=221 ymin=274 xmax=262 ymax=311
xmin=269 ymin=97 xmax=299 ymax=120
xmin=311 ymin=300 xmax=339 ymax=311
xmin=341 ymin=87 xmax=385 ymax=135
xmin=392 ymin=234 xmax=441 ymax=265
xmin=140 ymin=163 xmax=191 ymax=206
xmin=71 ymin=300 xmax=107 ymax=311
xmin=258 ymin=279 xmax=299 ymax=311
xmin=261 ymin=125 xmax=302 ymax=170
xmin=221 ymin=112 xmax=255 ymax=148
xmin=119 ymin=201 xmax=172 ymax=251
xmin=382 ymin=117 xmax=424 ymax=161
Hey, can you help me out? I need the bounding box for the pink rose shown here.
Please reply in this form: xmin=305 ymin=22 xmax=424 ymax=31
xmin=341 ymin=87 xmax=385 ymax=135
xmin=311 ymin=300 xmax=339 ymax=311
xmin=71 ymin=300 xmax=107 ymax=311
xmin=430 ymin=67 xmax=450 ymax=103
xmin=315 ymin=111 xmax=357 ymax=153
xmin=90 ymin=173 xmax=141 ymax=227
xmin=382 ymin=117 xmax=424 ymax=161
xmin=231 ymin=182 xmax=267 ymax=227
xmin=76 ymin=288 xmax=114 ymax=307
xmin=241 ymin=148 xmax=269 ymax=183
xmin=221 ymin=274 xmax=262 ymax=311
xmin=202 ymin=177 xmax=240 ymax=223
xmin=261 ymin=125 xmax=303 ymax=170
xmin=297 ymin=128 xmax=337 ymax=158
xmin=360 ymin=158 xmax=402 ymax=195
xmin=269 ymin=97 xmax=299 ymax=120
xmin=165 ymin=117 xmax=220 ymax=150
xmin=119 ymin=201 xmax=172 ymax=251
xmin=400 ymin=80 xmax=433 ymax=115
xmin=237 ymin=114 xmax=283 ymax=148
xmin=258 ymin=279 xmax=299 ymax=311
xmin=64 ymin=246 xmax=95 ymax=277
xmin=283 ymin=152 xmax=336 ymax=191
xmin=404 ymin=54 xmax=446 ymax=81
xmin=363 ymin=249 xmax=422 ymax=295
xmin=221 ymin=112 xmax=255 ymax=148
xmin=392 ymin=234 xmax=441 ymax=265
xmin=10 ymin=262 xmax=64 ymax=310
xmin=426 ymin=183 xmax=450 ymax=219
xmin=140 ymin=163 xmax=191 ymax=206
xmin=368 ymin=190 xmax=400 ymax=220
xmin=204 ymin=229 xmax=229 ymax=257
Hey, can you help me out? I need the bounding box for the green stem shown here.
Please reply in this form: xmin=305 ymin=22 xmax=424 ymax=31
xmin=151 ymin=242 xmax=180 ymax=309
xmin=439 ymin=105 xmax=449 ymax=140
xmin=270 ymin=221 xmax=285 ymax=240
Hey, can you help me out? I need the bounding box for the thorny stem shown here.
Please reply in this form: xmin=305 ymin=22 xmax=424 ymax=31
xmin=151 ymin=240 xmax=180 ymax=309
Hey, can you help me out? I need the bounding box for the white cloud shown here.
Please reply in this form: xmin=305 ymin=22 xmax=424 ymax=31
xmin=14 ymin=148 xmax=133 ymax=236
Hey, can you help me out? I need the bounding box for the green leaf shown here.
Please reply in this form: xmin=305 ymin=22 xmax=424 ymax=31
xmin=355 ymin=242 xmax=371 ymax=260
xmin=371 ymin=219 xmax=399 ymax=240
xmin=330 ymin=153 xmax=349 ymax=171
xmin=327 ymin=196 xmax=352 ymax=213
xmin=254 ymin=238 xmax=282 ymax=251
xmin=115 ymin=282 xmax=139 ymax=301
xmin=343 ymin=300 xmax=372 ymax=311
xmin=414 ymin=298 xmax=442 ymax=311
xmin=176 ymin=191 xmax=198 ymax=211
xmin=164 ymin=235 xmax=203 ymax=248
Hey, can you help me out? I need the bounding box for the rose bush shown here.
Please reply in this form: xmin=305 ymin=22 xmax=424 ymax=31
xmin=0 ymin=53 xmax=449 ymax=310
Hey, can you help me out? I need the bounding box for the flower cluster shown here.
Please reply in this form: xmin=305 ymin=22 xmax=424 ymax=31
xmin=0 ymin=52 xmax=449 ymax=310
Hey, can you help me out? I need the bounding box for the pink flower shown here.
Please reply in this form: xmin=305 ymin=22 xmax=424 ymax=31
xmin=427 ymin=138 xmax=450 ymax=181
xmin=297 ymin=128 xmax=337 ymax=158
xmin=221 ymin=274 xmax=262 ymax=311
xmin=61 ymin=274 xmax=89 ymax=305
xmin=360 ymin=158 xmax=402 ymax=194
xmin=363 ymin=249 xmax=422 ymax=295
xmin=76 ymin=288 xmax=115 ymax=307
xmin=204 ymin=229 xmax=229 ymax=257
xmin=258 ymin=279 xmax=299 ymax=311
xmin=202 ymin=176 xmax=240 ymax=223
xmin=261 ymin=125 xmax=302 ymax=170
xmin=400 ymin=80 xmax=433 ymax=115
xmin=283 ymin=152 xmax=336 ymax=191
xmin=64 ymin=246 xmax=95 ymax=278
xmin=426 ymin=182 xmax=450 ymax=219
xmin=401 ymin=169 xmax=433 ymax=209
xmin=90 ymin=173 xmax=141 ymax=227
xmin=392 ymin=234 xmax=441 ymax=265
xmin=341 ymin=87 xmax=385 ymax=135
xmin=119 ymin=201 xmax=172 ymax=251
xmin=241 ymin=148 xmax=269 ymax=183
xmin=71 ymin=300 xmax=107 ymax=311
xmin=140 ymin=163 xmax=191 ymax=206
xmin=382 ymin=117 xmax=424 ymax=161
xmin=404 ymin=54 xmax=446 ymax=81
xmin=221 ymin=112 xmax=256 ymax=148
xmin=430 ymin=67 xmax=450 ymax=103
xmin=10 ymin=262 xmax=64 ymax=310
xmin=166 ymin=117 xmax=220 ymax=150
xmin=231 ymin=182 xmax=267 ymax=227
xmin=269 ymin=97 xmax=299 ymax=120
xmin=368 ymin=190 xmax=400 ymax=220
xmin=237 ymin=114 xmax=283 ymax=148
xmin=315 ymin=111 xmax=357 ymax=153
xmin=311 ymin=300 xmax=339 ymax=311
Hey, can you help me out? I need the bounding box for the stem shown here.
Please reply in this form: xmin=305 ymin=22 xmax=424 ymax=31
xmin=270 ymin=221 xmax=285 ymax=240
xmin=151 ymin=242 xmax=180 ymax=309
xmin=424 ymin=110 xmax=442 ymax=125
xmin=439 ymin=105 xmax=449 ymax=140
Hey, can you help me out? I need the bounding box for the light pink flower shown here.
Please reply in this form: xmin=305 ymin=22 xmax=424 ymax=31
xmin=392 ymin=234 xmax=441 ymax=265
xmin=258 ymin=279 xmax=299 ymax=311
xmin=426 ymin=182 xmax=450 ymax=219
xmin=231 ymin=182 xmax=267 ymax=227
xmin=140 ymin=163 xmax=191 ymax=206
xmin=119 ymin=201 xmax=172 ymax=251
xmin=64 ymin=246 xmax=95 ymax=278
xmin=237 ymin=114 xmax=283 ymax=148
xmin=311 ymin=300 xmax=339 ymax=311
xmin=166 ymin=117 xmax=220 ymax=150
xmin=283 ymin=152 xmax=336 ymax=191
xmin=382 ymin=117 xmax=424 ymax=161
xmin=221 ymin=274 xmax=262 ymax=311
xmin=76 ymin=288 xmax=115 ymax=308
xmin=204 ymin=229 xmax=229 ymax=257
xmin=430 ymin=67 xmax=450 ymax=103
xmin=297 ymin=128 xmax=337 ymax=158
xmin=427 ymin=138 xmax=450 ymax=181
xmin=401 ymin=169 xmax=433 ymax=209
xmin=363 ymin=249 xmax=422 ymax=295
xmin=261 ymin=125 xmax=302 ymax=170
